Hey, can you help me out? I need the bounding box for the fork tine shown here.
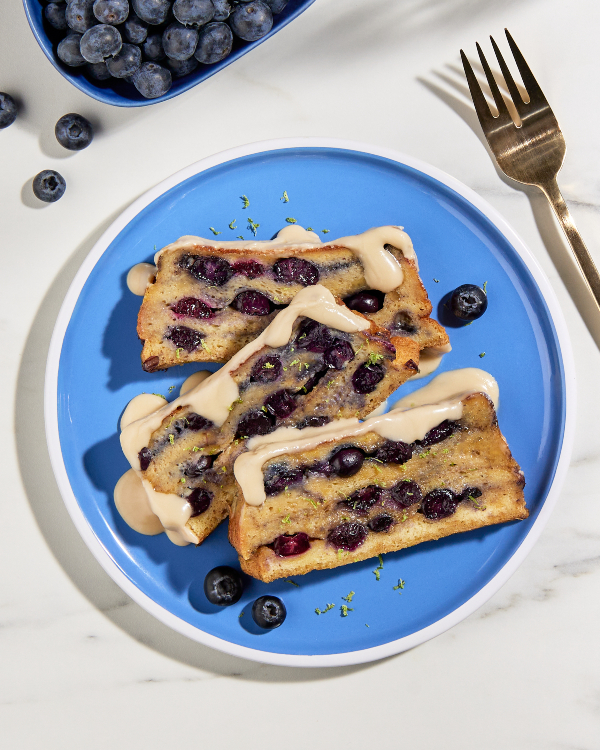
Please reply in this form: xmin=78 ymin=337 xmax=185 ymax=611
xmin=489 ymin=34 xmax=526 ymax=117
xmin=476 ymin=42 xmax=511 ymax=122
xmin=460 ymin=50 xmax=496 ymax=131
xmin=504 ymin=29 xmax=546 ymax=106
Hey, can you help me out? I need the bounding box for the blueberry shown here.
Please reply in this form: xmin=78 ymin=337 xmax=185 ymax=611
xmin=173 ymin=0 xmax=215 ymax=26
xmin=251 ymin=595 xmax=286 ymax=629
xmin=166 ymin=56 xmax=199 ymax=77
xmin=171 ymin=296 xmax=214 ymax=318
xmin=298 ymin=367 xmax=327 ymax=394
xmin=187 ymin=255 xmax=232 ymax=285
xmin=183 ymin=454 xmax=214 ymax=476
xmin=123 ymin=13 xmax=148 ymax=43
xmin=273 ymin=257 xmax=319 ymax=285
xmin=368 ymin=514 xmax=394 ymax=533
xmin=142 ymin=33 xmax=165 ymax=61
xmin=344 ymin=485 xmax=382 ymax=514
xmin=265 ymin=0 xmax=288 ymax=12
xmin=236 ymin=409 xmax=274 ymax=439
xmin=132 ymin=0 xmax=171 ymax=25
xmin=194 ymin=21 xmax=233 ymax=63
xmin=273 ymin=532 xmax=310 ymax=557
xmin=57 ymin=33 xmax=86 ymax=66
xmin=264 ymin=466 xmax=303 ymax=495
xmin=352 ymin=362 xmax=385 ymax=394
xmin=264 ymin=389 xmax=297 ymax=419
xmin=232 ymin=259 xmax=265 ymax=278
xmin=187 ymin=487 xmax=212 ymax=516
xmin=93 ymin=0 xmax=129 ymax=24
xmin=87 ymin=61 xmax=112 ymax=79
xmin=45 ymin=2 xmax=69 ymax=30
xmin=389 ymin=480 xmax=422 ymax=509
xmin=421 ymin=488 xmax=459 ymax=520
xmin=133 ymin=62 xmax=172 ymax=97
xmin=327 ymin=522 xmax=367 ymax=551
xmin=232 ymin=290 xmax=272 ymax=316
xmin=203 ymin=566 xmax=243 ymax=606
xmin=107 ymin=43 xmax=142 ymax=77
xmin=418 ymin=420 xmax=455 ymax=447
xmin=449 ymin=284 xmax=488 ymax=321
xmin=55 ymin=113 xmax=94 ymax=151
xmin=163 ymin=22 xmax=199 ymax=60
xmin=165 ymin=325 xmax=205 ymax=352
xmin=329 ymin=447 xmax=364 ymax=477
xmin=459 ymin=486 xmax=483 ymax=502
xmin=323 ymin=339 xmax=354 ymax=370
xmin=344 ymin=290 xmax=384 ymax=314
xmin=185 ymin=412 xmax=212 ymax=430
xmin=297 ymin=416 xmax=330 ymax=429
xmin=138 ymin=447 xmax=153 ymax=470
xmin=229 ymin=1 xmax=273 ymax=41
xmin=0 ymin=93 xmax=17 ymax=129
xmin=374 ymin=440 xmax=412 ymax=464
xmin=393 ymin=311 xmax=417 ymax=334
xmin=212 ymin=0 xmax=232 ymax=21
xmin=66 ymin=0 xmax=96 ymax=33
xmin=296 ymin=320 xmax=333 ymax=352
xmin=250 ymin=355 xmax=282 ymax=383
xmin=32 ymin=170 xmax=66 ymax=203
xmin=80 ymin=24 xmax=122 ymax=63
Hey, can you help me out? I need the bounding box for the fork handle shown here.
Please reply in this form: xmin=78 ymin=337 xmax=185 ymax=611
xmin=539 ymin=179 xmax=600 ymax=312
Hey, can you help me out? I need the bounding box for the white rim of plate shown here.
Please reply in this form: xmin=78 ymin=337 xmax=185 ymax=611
xmin=44 ymin=137 xmax=576 ymax=668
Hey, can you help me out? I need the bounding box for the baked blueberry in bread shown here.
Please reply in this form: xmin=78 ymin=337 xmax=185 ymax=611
xmin=135 ymin=225 xmax=449 ymax=372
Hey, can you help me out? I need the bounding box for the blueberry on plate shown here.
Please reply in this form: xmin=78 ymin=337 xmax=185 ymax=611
xmin=204 ymin=566 xmax=244 ymax=606
xmin=0 ymin=93 xmax=18 ymax=129
xmin=32 ymin=170 xmax=66 ymax=203
xmin=251 ymin=595 xmax=286 ymax=629
xmin=55 ymin=113 xmax=94 ymax=150
xmin=449 ymin=283 xmax=488 ymax=321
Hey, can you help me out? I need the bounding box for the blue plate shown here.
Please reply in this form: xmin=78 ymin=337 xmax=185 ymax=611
xmin=45 ymin=140 xmax=575 ymax=666
xmin=23 ymin=0 xmax=316 ymax=107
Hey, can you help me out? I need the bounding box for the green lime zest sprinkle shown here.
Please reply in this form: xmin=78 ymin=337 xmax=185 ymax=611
xmin=241 ymin=195 xmax=250 ymax=209
xmin=340 ymin=604 xmax=353 ymax=617
xmin=239 ymin=612 xmax=244 ymax=618
xmin=229 ymin=219 xmax=237 ymax=229
xmin=175 ymin=347 xmax=184 ymax=359
xmin=152 ymin=393 xmax=166 ymax=399
xmin=366 ymin=352 xmax=385 ymax=366
xmin=168 ymin=434 xmax=174 ymax=445
xmin=281 ymin=515 xmax=291 ymax=525
xmin=322 ymin=229 xmax=330 ymax=234
xmin=469 ymin=494 xmax=486 ymax=510
xmin=479 ymin=352 xmax=486 ymax=358
xmin=365 ymin=623 xmax=370 ymax=628
xmin=286 ymin=217 xmax=297 ymax=224
xmin=433 ymin=278 xmax=440 ymax=283
xmin=342 ymin=591 xmax=355 ymax=603
xmin=315 ymin=603 xmax=335 ymax=615
xmin=209 ymin=227 xmax=222 ymax=235
xmin=393 ymin=579 xmax=405 ymax=591
xmin=180 ymin=477 xmax=186 ymax=483
xmin=401 ymin=512 xmax=408 ymax=522
xmin=168 ymin=385 xmax=175 ymax=392
xmin=373 ymin=554 xmax=384 ymax=581
xmin=262 ymin=361 xmax=275 ymax=369
xmin=200 ymin=339 xmax=210 ymax=352
xmin=306 ymin=227 xmax=313 ymax=231
xmin=307 ymin=498 xmax=318 ymax=509
xmin=286 ymin=579 xmax=299 ymax=587
xmin=483 ymin=280 xmax=488 ymax=293
xmin=237 ymin=235 xmax=244 ymax=240
xmin=281 ymin=190 xmax=289 ymax=202
xmin=247 ymin=218 xmax=260 ymax=236
xmin=192 ymin=446 xmax=199 ymax=452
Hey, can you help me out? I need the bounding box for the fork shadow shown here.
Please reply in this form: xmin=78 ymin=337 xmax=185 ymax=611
xmin=419 ymin=58 xmax=600 ymax=351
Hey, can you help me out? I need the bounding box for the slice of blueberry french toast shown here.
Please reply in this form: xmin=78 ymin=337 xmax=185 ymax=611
xmin=135 ymin=225 xmax=449 ymax=372
xmin=118 ymin=286 xmax=425 ymax=546
xmin=228 ymin=370 xmax=527 ymax=582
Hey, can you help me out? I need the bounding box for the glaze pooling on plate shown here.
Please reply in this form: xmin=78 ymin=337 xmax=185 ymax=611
xmin=46 ymin=141 xmax=572 ymax=666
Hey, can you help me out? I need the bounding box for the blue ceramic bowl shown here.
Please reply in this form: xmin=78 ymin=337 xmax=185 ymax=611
xmin=23 ymin=0 xmax=315 ymax=107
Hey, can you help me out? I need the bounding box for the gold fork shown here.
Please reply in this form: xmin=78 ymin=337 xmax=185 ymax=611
xmin=461 ymin=29 xmax=600 ymax=313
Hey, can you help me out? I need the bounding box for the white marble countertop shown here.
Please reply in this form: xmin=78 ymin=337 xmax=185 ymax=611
xmin=2 ymin=0 xmax=600 ymax=747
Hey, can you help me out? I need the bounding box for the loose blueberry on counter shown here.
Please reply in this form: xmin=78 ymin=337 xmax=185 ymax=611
xmin=0 ymin=93 xmax=17 ymax=129
xmin=173 ymin=0 xmax=215 ymax=26
xmin=55 ymin=113 xmax=94 ymax=151
xmin=329 ymin=447 xmax=364 ymax=477
xmin=232 ymin=290 xmax=272 ymax=316
xmin=123 ymin=13 xmax=148 ymax=43
xmin=132 ymin=0 xmax=171 ymax=25
xmin=449 ymin=284 xmax=488 ymax=321
xmin=133 ymin=62 xmax=172 ymax=98
xmin=93 ymin=0 xmax=130 ymax=25
xmin=195 ymin=22 xmax=233 ymax=64
xmin=187 ymin=487 xmax=212 ymax=516
xmin=421 ymin=488 xmax=458 ymax=520
xmin=107 ymin=43 xmax=142 ymax=78
xmin=32 ymin=170 xmax=66 ymax=203
xmin=273 ymin=532 xmax=310 ymax=557
xmin=273 ymin=257 xmax=319 ymax=286
xmin=328 ymin=521 xmax=367 ymax=551
xmin=80 ymin=24 xmax=123 ymax=63
xmin=204 ymin=566 xmax=244 ymax=606
xmin=264 ymin=389 xmax=297 ymax=419
xmin=57 ymin=33 xmax=86 ymax=66
xmin=45 ymin=2 xmax=69 ymax=30
xmin=251 ymin=355 xmax=282 ymax=383
xmin=66 ymin=0 xmax=96 ymax=33
xmin=165 ymin=325 xmax=205 ymax=352
xmin=230 ymin=1 xmax=273 ymax=41
xmin=344 ymin=290 xmax=384 ymax=314
xmin=252 ymin=595 xmax=286 ymax=629
xmin=352 ymin=362 xmax=385 ymax=394
xmin=171 ymin=296 xmax=214 ymax=318
xmin=163 ymin=22 xmax=199 ymax=61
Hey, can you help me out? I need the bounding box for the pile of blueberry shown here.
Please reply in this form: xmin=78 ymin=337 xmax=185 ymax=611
xmin=41 ymin=0 xmax=290 ymax=99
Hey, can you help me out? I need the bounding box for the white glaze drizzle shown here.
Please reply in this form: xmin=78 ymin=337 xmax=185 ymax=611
xmin=127 ymin=263 xmax=157 ymax=296
xmin=410 ymin=343 xmax=453 ymax=381
xmin=150 ymin=225 xmax=415 ymax=293
xmin=179 ymin=369 xmax=211 ymax=397
xmin=113 ymin=469 xmax=163 ymax=536
xmin=234 ymin=368 xmax=499 ymax=507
